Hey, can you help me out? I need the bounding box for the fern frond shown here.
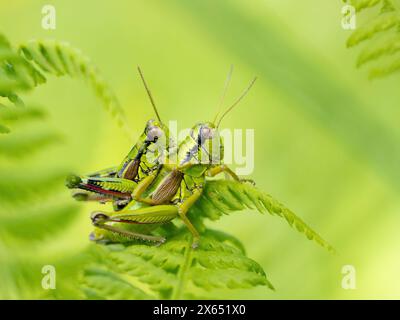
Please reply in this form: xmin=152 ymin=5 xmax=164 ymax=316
xmin=0 ymin=130 xmax=61 ymax=158
xmin=0 ymin=171 xmax=67 ymax=205
xmin=81 ymin=267 xmax=154 ymax=300
xmin=0 ymin=106 xmax=46 ymax=124
xmin=345 ymin=0 xmax=381 ymax=12
xmin=0 ymin=204 xmax=79 ymax=241
xmin=346 ymin=11 xmax=398 ymax=47
xmin=0 ymin=34 xmax=43 ymax=95
xmin=82 ymin=229 xmax=272 ymax=299
xmin=19 ymin=40 xmax=131 ymax=135
xmin=0 ymin=33 xmax=101 ymax=299
xmin=345 ymin=0 xmax=400 ymax=78
xmin=0 ymin=123 xmax=10 ymax=133
xmin=0 ymin=106 xmax=42 ymax=133
xmin=357 ymin=34 xmax=400 ymax=66
xmin=189 ymin=180 xmax=335 ymax=253
xmin=369 ymin=57 xmax=400 ymax=77
xmin=0 ymin=250 xmax=88 ymax=299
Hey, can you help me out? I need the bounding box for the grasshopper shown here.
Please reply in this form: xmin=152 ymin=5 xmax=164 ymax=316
xmin=88 ymin=68 xmax=257 ymax=248
xmin=66 ymin=67 xmax=174 ymax=211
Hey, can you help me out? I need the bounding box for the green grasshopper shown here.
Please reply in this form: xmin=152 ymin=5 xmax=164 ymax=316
xmin=89 ymin=68 xmax=257 ymax=248
xmin=66 ymin=67 xmax=174 ymax=211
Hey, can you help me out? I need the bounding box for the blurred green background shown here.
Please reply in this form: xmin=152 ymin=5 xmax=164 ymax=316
xmin=1 ymin=0 xmax=400 ymax=299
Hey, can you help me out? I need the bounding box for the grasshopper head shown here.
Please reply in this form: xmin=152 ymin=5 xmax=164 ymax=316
xmin=144 ymin=119 xmax=175 ymax=150
xmin=179 ymin=121 xmax=223 ymax=166
xmin=179 ymin=73 xmax=256 ymax=168
xmin=192 ymin=122 xmax=217 ymax=141
xmin=144 ymin=119 xmax=166 ymax=143
xmin=144 ymin=119 xmax=175 ymax=165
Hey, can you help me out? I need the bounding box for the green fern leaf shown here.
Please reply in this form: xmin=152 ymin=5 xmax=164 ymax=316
xmin=0 ymin=204 xmax=79 ymax=241
xmin=0 ymin=251 xmax=89 ymax=299
xmin=345 ymin=0 xmax=382 ymax=12
xmin=345 ymin=0 xmax=400 ymax=78
xmin=0 ymin=106 xmax=46 ymax=124
xmin=346 ymin=11 xmax=398 ymax=47
xmin=357 ymin=34 xmax=400 ymax=66
xmin=82 ymin=229 xmax=272 ymax=299
xmin=0 ymin=34 xmax=42 ymax=94
xmin=189 ymin=180 xmax=335 ymax=253
xmin=369 ymin=51 xmax=400 ymax=77
xmin=0 ymin=130 xmax=61 ymax=158
xmin=0 ymin=33 xmax=108 ymax=299
xmin=0 ymin=123 xmax=10 ymax=133
xmin=19 ymin=40 xmax=131 ymax=135
xmin=81 ymin=266 xmax=154 ymax=300
xmin=0 ymin=170 xmax=67 ymax=206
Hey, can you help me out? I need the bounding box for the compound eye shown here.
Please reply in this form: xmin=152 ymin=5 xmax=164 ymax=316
xmin=200 ymin=126 xmax=214 ymax=140
xmin=147 ymin=126 xmax=163 ymax=142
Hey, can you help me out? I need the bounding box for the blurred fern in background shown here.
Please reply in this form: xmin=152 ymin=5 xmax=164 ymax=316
xmin=345 ymin=0 xmax=400 ymax=78
xmin=0 ymin=34 xmax=129 ymax=299
xmin=0 ymin=34 xmax=82 ymax=298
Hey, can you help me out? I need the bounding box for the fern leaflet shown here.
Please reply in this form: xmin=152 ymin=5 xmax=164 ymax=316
xmin=344 ymin=0 xmax=400 ymax=78
xmin=19 ymin=40 xmax=132 ymax=135
xmin=0 ymin=33 xmax=85 ymax=299
xmin=190 ymin=180 xmax=336 ymax=253
xmin=82 ymin=229 xmax=273 ymax=300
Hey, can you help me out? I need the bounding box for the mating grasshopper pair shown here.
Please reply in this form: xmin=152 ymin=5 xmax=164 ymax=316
xmin=66 ymin=67 xmax=255 ymax=248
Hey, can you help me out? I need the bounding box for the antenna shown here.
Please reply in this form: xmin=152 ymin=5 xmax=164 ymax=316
xmin=213 ymin=65 xmax=234 ymax=124
xmin=137 ymin=66 xmax=162 ymax=122
xmin=217 ymin=76 xmax=257 ymax=128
